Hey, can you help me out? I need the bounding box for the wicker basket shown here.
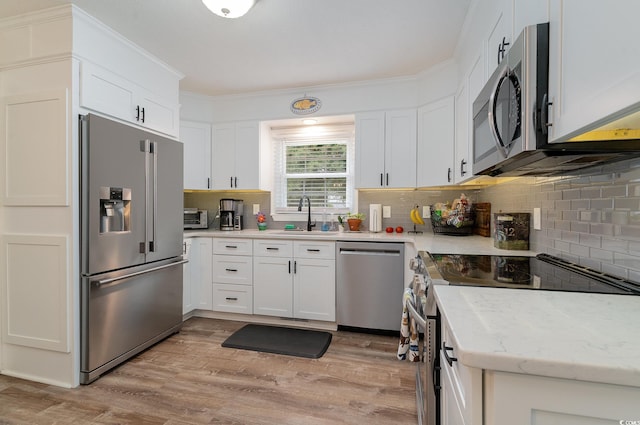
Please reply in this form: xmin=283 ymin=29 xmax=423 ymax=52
xmin=430 ymin=204 xmax=475 ymax=236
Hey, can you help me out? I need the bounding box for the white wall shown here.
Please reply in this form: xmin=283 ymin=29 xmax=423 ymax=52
xmin=181 ymin=60 xmax=458 ymax=124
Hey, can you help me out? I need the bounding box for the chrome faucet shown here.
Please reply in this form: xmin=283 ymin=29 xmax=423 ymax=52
xmin=297 ymin=195 xmax=316 ymax=231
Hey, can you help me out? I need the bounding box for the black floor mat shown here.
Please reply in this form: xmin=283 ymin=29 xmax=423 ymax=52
xmin=221 ymin=324 xmax=332 ymax=359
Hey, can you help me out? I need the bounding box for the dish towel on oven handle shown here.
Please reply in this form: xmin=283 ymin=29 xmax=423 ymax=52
xmin=397 ymin=285 xmax=420 ymax=362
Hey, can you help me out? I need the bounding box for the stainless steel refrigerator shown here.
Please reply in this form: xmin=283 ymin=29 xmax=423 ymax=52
xmin=79 ymin=114 xmax=185 ymax=384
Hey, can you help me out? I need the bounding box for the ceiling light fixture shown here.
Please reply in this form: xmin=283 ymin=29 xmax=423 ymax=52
xmin=302 ymin=119 xmax=318 ymax=125
xmin=202 ymin=0 xmax=257 ymax=19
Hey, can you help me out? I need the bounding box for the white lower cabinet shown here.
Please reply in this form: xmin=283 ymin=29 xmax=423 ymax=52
xmin=190 ymin=238 xmax=213 ymax=311
xmin=485 ymin=371 xmax=640 ymax=424
xmin=211 ymin=238 xmax=253 ymax=313
xmin=253 ymin=240 xmax=335 ymax=321
xmin=182 ymin=239 xmax=193 ymax=314
xmin=440 ymin=315 xmax=483 ymax=425
xmin=440 ymin=309 xmax=640 ymax=424
xmin=182 ymin=237 xmax=213 ymax=313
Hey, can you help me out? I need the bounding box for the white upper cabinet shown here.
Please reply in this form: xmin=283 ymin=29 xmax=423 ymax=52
xmin=513 ymin=0 xmax=549 ymax=37
xmin=80 ymin=61 xmax=180 ymax=138
xmin=355 ymin=109 xmax=417 ymax=189
xmin=211 ymin=121 xmax=260 ymax=190
xmin=454 ymin=84 xmax=471 ymax=184
xmin=547 ymin=0 xmax=640 ymax=141
xmin=180 ymin=120 xmax=212 ymax=190
xmin=486 ymin=0 xmax=548 ymax=77
xmin=355 ymin=112 xmax=386 ymax=188
xmin=485 ymin=0 xmax=514 ymax=77
xmin=417 ymin=97 xmax=455 ymax=186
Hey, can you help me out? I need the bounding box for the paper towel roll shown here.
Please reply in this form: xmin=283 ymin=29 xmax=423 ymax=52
xmin=369 ymin=204 xmax=382 ymax=232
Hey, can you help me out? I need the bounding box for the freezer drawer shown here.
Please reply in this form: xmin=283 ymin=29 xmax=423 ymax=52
xmin=80 ymin=258 xmax=185 ymax=384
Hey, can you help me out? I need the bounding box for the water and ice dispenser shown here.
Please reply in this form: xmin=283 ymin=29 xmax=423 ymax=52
xmin=100 ymin=186 xmax=131 ymax=233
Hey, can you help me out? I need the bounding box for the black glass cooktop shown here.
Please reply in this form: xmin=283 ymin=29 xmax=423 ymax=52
xmin=425 ymin=252 xmax=640 ymax=295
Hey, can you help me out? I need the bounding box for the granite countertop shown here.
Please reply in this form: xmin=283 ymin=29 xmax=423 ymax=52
xmin=184 ymin=229 xmax=537 ymax=256
xmin=434 ymin=285 xmax=640 ymax=387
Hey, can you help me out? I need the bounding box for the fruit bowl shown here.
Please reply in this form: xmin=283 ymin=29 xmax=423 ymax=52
xmin=430 ymin=205 xmax=475 ymax=236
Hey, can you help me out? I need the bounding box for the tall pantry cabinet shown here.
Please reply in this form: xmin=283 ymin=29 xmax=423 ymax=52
xmin=0 ymin=5 xmax=182 ymax=387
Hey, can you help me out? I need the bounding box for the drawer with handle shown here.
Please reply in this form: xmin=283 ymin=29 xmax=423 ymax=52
xmin=213 ymin=238 xmax=252 ymax=256
xmin=212 ymin=283 xmax=253 ymax=314
xmin=254 ymin=239 xmax=293 ymax=257
xmin=212 ymin=255 xmax=252 ymax=285
xmin=294 ymin=241 xmax=335 ymax=259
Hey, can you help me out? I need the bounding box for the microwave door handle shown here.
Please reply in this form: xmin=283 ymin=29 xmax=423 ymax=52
xmin=488 ymin=65 xmax=510 ymax=158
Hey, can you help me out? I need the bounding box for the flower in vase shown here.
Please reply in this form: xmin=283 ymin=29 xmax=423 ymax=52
xmin=256 ymin=212 xmax=266 ymax=223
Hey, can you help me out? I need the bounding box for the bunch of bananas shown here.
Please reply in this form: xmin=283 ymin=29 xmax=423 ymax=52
xmin=410 ymin=206 xmax=425 ymax=225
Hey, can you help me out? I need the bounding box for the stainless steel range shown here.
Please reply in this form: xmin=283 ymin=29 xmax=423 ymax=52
xmin=407 ymin=250 xmax=640 ymax=425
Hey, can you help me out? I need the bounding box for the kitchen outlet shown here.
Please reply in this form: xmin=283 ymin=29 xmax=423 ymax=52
xmin=423 ymin=205 xmax=430 ymax=218
xmin=382 ymin=205 xmax=391 ymax=218
xmin=533 ymin=207 xmax=541 ymax=230
xmin=253 ymin=204 xmax=260 ymax=215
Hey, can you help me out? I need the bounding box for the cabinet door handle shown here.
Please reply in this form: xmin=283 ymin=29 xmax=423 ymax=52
xmin=386 ymin=173 xmax=389 ymax=186
xmin=380 ymin=173 xmax=383 ymax=186
xmin=498 ymin=36 xmax=510 ymax=64
xmin=225 ymin=268 xmax=238 ymax=272
xmin=207 ymin=177 xmax=210 ymax=189
xmin=266 ymin=247 xmax=279 ymax=251
xmin=307 ymin=249 xmax=320 ymax=252
xmin=136 ymin=105 xmax=140 ymax=121
xmin=447 ymin=168 xmax=452 ymax=183
xmin=288 ymin=260 xmax=291 ymax=274
xmin=225 ymin=245 xmax=238 ymax=249
xmin=460 ymin=159 xmax=467 ymax=176
xmin=183 ymin=242 xmax=187 ymax=254
xmin=442 ymin=342 xmax=458 ymax=367
xmin=294 ymin=260 xmax=297 ymax=274
xmin=141 ymin=107 xmax=145 ymax=123
xmin=229 ymin=176 xmax=233 ymax=188
xmin=225 ymin=297 xmax=238 ymax=301
xmin=234 ymin=177 xmax=238 ymax=188
xmin=541 ymin=93 xmax=553 ymax=135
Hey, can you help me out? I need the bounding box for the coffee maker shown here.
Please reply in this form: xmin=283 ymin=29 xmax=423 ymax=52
xmin=219 ymin=198 xmax=244 ymax=231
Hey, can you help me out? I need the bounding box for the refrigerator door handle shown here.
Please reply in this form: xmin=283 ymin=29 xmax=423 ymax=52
xmin=141 ymin=139 xmax=151 ymax=254
xmin=150 ymin=141 xmax=158 ymax=252
xmin=94 ymin=259 xmax=188 ymax=286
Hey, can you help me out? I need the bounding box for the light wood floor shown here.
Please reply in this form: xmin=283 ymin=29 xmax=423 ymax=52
xmin=0 ymin=318 xmax=418 ymax=424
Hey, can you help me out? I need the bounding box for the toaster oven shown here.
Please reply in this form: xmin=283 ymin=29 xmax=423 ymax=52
xmin=183 ymin=208 xmax=208 ymax=229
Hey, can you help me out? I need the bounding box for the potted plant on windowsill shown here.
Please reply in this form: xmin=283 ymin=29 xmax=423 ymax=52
xmin=345 ymin=212 xmax=365 ymax=231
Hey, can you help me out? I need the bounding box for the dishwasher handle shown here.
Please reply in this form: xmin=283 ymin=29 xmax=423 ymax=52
xmin=339 ymin=248 xmax=402 ymax=256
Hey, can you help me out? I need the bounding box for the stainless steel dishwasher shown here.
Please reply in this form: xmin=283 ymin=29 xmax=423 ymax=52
xmin=336 ymin=241 xmax=405 ymax=332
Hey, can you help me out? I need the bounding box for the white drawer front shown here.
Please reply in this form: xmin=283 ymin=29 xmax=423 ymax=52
xmin=213 ymin=238 xmax=253 ymax=256
xmin=253 ymin=239 xmax=293 ymax=257
xmin=213 ymin=255 xmax=252 ymax=285
xmin=294 ymin=241 xmax=335 ymax=259
xmin=212 ymin=284 xmax=253 ymax=314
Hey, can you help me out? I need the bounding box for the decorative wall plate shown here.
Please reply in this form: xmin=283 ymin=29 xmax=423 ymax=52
xmin=290 ymin=96 xmax=321 ymax=115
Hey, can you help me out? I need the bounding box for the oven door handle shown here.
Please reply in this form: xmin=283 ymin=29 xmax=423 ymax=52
xmin=406 ymin=298 xmax=427 ymax=329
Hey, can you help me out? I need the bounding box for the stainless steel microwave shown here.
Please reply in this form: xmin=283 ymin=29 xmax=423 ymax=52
xmin=183 ymin=208 xmax=208 ymax=229
xmin=472 ymin=23 xmax=550 ymax=177
xmin=472 ymin=22 xmax=640 ymax=177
